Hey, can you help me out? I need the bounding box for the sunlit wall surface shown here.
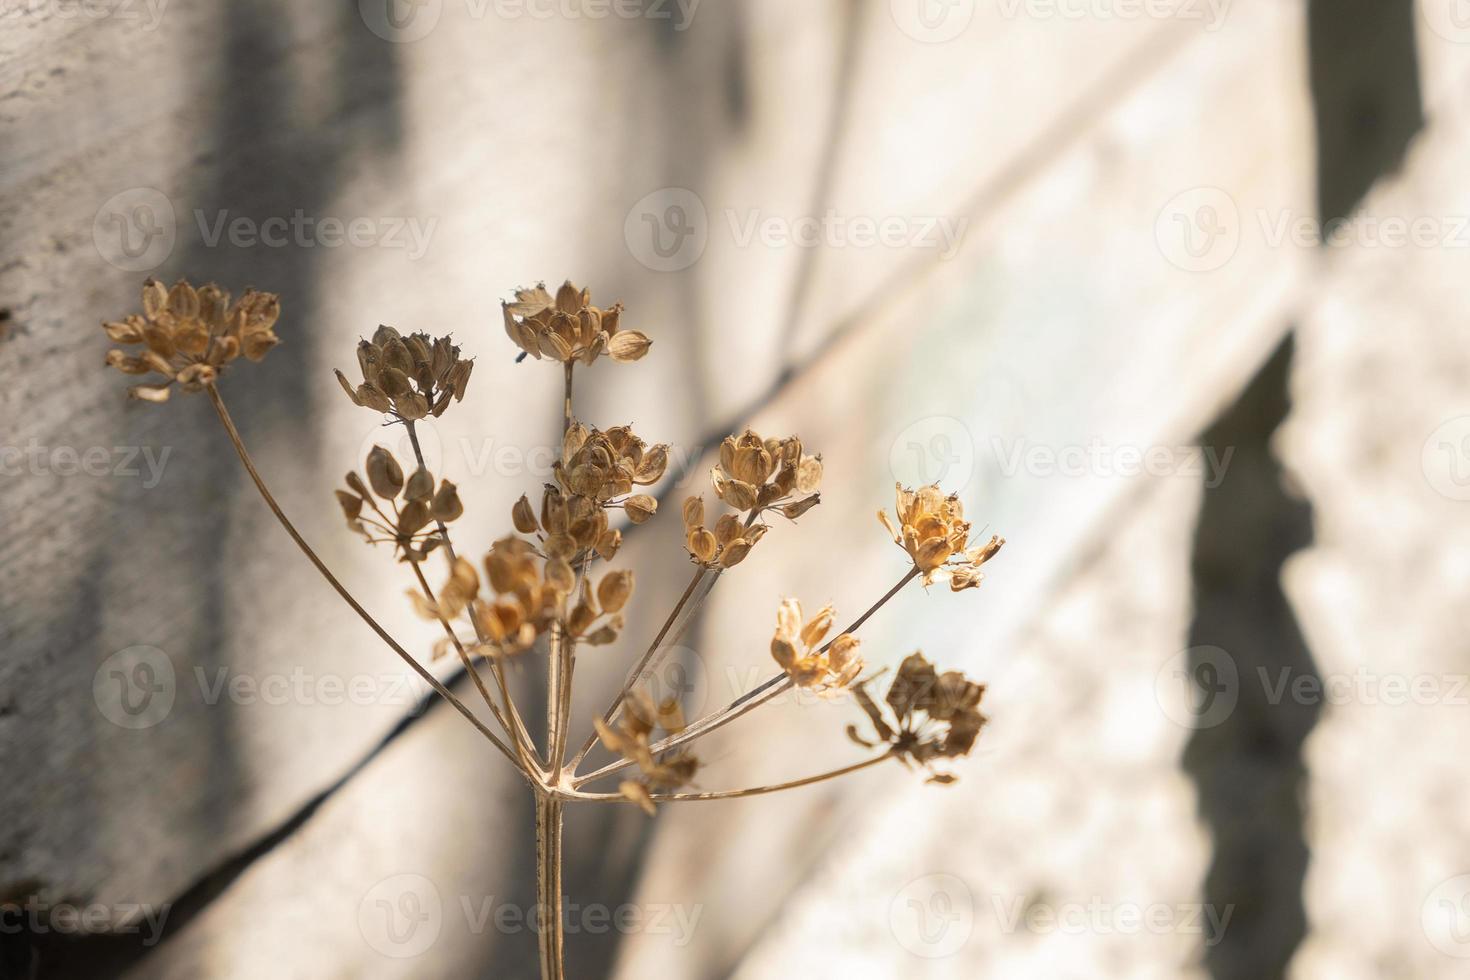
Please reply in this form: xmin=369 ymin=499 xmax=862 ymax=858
xmin=2 ymin=1 xmax=1468 ymax=977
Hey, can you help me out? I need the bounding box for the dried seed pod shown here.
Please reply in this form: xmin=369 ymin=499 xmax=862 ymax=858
xmin=623 ymin=495 xmax=657 ymax=525
xmin=597 ymin=570 xmax=634 ymax=615
xmin=512 ymin=494 xmax=539 ymax=534
xmin=431 ymin=480 xmax=463 ymax=522
xmin=366 ymin=446 xmax=404 ymax=499
xmin=404 ymin=467 xmax=434 ymax=502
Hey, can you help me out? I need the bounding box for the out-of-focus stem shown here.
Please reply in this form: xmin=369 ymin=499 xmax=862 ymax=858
xmin=205 ymin=384 xmax=527 ymax=779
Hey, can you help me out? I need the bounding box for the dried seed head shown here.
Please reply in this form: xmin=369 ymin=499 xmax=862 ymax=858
xmin=103 ymin=278 xmax=283 ymax=402
xmin=503 ymin=282 xmax=649 ymax=367
xmin=770 ymin=598 xmax=863 ymax=693
xmin=338 ymin=326 xmax=474 ymax=421
xmin=879 ymin=483 xmax=1003 ymax=588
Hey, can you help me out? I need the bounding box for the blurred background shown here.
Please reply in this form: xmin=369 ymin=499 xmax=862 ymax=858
xmin=3 ymin=0 xmax=1470 ymax=977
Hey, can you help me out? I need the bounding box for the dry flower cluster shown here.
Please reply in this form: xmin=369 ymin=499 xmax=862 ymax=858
xmin=100 ymin=277 xmax=1004 ymax=980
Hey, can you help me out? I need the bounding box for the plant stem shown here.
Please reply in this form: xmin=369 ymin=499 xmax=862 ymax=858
xmin=403 ymin=418 xmax=542 ymax=768
xmin=574 ymin=566 xmax=921 ymax=787
xmin=567 ymin=567 xmax=707 ymax=770
xmin=535 ymin=792 xmax=565 ymax=979
xmin=567 ymin=753 xmax=892 ymax=804
xmin=205 ymin=385 xmax=527 ymax=778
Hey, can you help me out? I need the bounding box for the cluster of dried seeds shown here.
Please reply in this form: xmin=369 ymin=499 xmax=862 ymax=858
xmin=593 ymin=692 xmax=700 ymax=815
xmin=502 ymin=281 xmax=651 ymax=365
xmin=103 ymin=278 xmax=281 ymax=402
xmin=337 ymin=445 xmax=463 ymax=563
xmin=335 ymin=326 xmax=474 ymax=422
xmin=878 ymin=483 xmax=1004 ymax=591
xmin=769 ymin=598 xmax=863 ymax=692
xmin=849 ymin=652 xmax=988 ymax=781
xmin=710 ymin=429 xmax=822 ymax=518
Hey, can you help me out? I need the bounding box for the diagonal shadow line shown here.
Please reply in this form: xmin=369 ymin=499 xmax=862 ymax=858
xmin=33 ymin=19 xmax=1214 ymax=974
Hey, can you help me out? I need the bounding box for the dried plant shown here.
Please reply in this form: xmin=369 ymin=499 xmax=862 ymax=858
xmin=101 ymin=277 xmax=1006 ymax=978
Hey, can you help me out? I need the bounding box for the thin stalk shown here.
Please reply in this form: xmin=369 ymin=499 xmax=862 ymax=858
xmin=535 ymin=792 xmax=565 ymax=979
xmin=566 ymin=753 xmax=892 ymax=804
xmin=567 ymin=567 xmax=707 ymax=770
xmin=205 ymin=385 xmax=527 ymax=779
xmin=404 ymin=418 xmax=542 ymax=768
xmin=574 ymin=566 xmax=922 ymax=787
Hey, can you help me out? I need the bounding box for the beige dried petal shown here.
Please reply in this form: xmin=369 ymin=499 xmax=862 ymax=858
xmin=800 ymin=604 xmax=835 ymax=649
xmin=796 ymin=456 xmax=823 ymax=494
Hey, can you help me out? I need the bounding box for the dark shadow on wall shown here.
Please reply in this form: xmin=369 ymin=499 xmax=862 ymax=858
xmin=1182 ymin=337 xmax=1320 ymax=980
xmin=0 ymin=4 xmax=405 ymax=977
xmin=1185 ymin=4 xmax=1423 ymax=977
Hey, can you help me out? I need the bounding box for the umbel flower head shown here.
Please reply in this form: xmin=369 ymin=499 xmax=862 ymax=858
xmin=878 ymin=484 xmax=1004 ymax=590
xmin=502 ymin=281 xmax=651 ymax=365
xmin=336 ymin=325 xmax=474 ymax=421
xmin=770 ymin=598 xmax=863 ymax=692
xmin=510 ymin=421 xmax=667 ymax=564
xmin=679 ymin=495 xmax=768 ymax=569
xmin=594 ymin=691 xmax=700 ymax=816
xmin=103 ymin=278 xmax=281 ymax=402
xmin=848 ymin=652 xmax=987 ymax=783
xmin=711 ymin=429 xmax=822 ymax=518
xmin=336 ymin=445 xmax=463 ymax=563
